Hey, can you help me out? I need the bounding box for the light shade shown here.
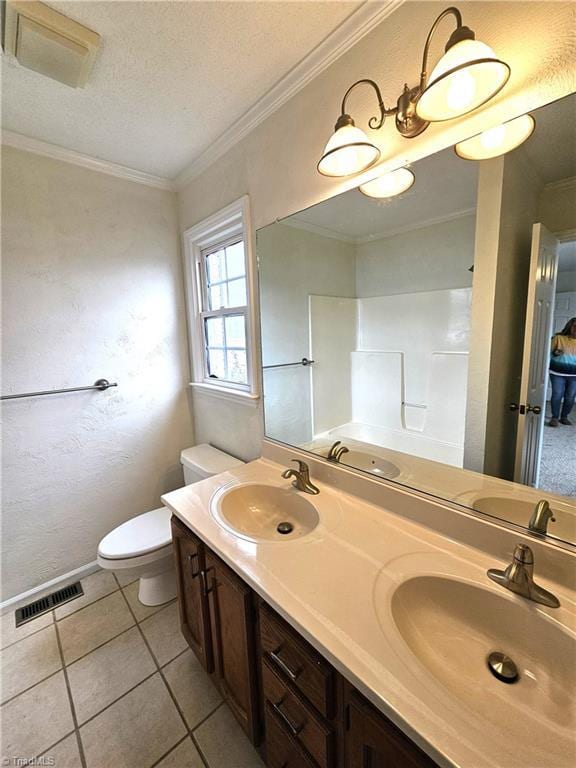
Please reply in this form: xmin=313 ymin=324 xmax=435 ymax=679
xmin=416 ymin=39 xmax=510 ymax=122
xmin=359 ymin=167 xmax=415 ymax=199
xmin=317 ymin=124 xmax=381 ymax=177
xmin=455 ymin=114 xmax=535 ymax=160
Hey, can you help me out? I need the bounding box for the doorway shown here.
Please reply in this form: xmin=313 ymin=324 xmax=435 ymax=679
xmin=539 ymin=240 xmax=576 ymax=497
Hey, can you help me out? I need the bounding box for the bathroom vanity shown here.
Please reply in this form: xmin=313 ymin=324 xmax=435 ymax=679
xmin=171 ymin=515 xmax=435 ymax=768
xmin=163 ymin=452 xmax=576 ymax=768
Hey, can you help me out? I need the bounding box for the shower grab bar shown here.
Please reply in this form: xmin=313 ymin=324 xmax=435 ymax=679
xmin=1 ymin=379 xmax=118 ymax=401
xmin=263 ymin=358 xmax=315 ymax=370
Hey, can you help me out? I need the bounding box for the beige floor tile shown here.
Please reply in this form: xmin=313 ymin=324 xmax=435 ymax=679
xmin=0 ymin=671 xmax=74 ymax=760
xmin=1 ymin=625 xmax=61 ymax=704
xmin=195 ymin=705 xmax=264 ymax=768
xmin=40 ymin=733 xmax=82 ymax=768
xmin=114 ymin=571 xmax=139 ymax=588
xmin=123 ymin=581 xmax=172 ymax=622
xmin=155 ymin=737 xmax=204 ymax=768
xmin=162 ymin=649 xmax=221 ymax=729
xmin=80 ymin=673 xmax=186 ymax=768
xmin=58 ymin=591 xmax=134 ymax=665
xmin=140 ymin=603 xmax=187 ymax=667
xmin=55 ymin=570 xmax=118 ymax=620
xmin=67 ymin=626 xmax=156 ymax=724
xmin=1 ymin=609 xmax=54 ymax=650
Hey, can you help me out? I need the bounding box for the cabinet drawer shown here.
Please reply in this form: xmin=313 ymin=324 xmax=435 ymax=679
xmin=265 ymin=702 xmax=318 ymax=768
xmin=260 ymin=605 xmax=334 ymax=718
xmin=263 ymin=657 xmax=333 ymax=768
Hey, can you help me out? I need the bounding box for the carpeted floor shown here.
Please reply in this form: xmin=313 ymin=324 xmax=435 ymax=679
xmin=539 ymin=406 xmax=576 ymax=497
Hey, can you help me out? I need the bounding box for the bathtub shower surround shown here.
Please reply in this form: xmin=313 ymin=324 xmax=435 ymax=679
xmin=310 ymin=288 xmax=471 ymax=466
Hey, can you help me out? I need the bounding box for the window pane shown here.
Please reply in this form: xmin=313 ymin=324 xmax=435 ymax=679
xmin=206 ymin=250 xmax=225 ymax=283
xmin=209 ymin=283 xmax=226 ymax=310
xmin=227 ymin=278 xmax=247 ymax=308
xmin=225 ymin=315 xmax=246 ymax=348
xmin=207 ymin=349 xmax=225 ymax=379
xmin=227 ymin=350 xmax=247 ymax=384
xmin=205 ymin=317 xmax=224 ymax=347
xmin=226 ymin=242 xmax=245 ymax=279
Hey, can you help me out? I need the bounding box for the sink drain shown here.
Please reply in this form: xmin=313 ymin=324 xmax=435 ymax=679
xmin=487 ymin=651 xmax=519 ymax=684
xmin=277 ymin=521 xmax=294 ymax=535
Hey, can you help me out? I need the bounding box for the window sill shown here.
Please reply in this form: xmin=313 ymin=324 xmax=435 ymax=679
xmin=188 ymin=382 xmax=261 ymax=407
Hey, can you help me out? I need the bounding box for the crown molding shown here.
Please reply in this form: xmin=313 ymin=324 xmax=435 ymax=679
xmin=175 ymin=0 xmax=404 ymax=190
xmin=2 ymin=130 xmax=175 ymax=191
xmin=355 ymin=207 xmax=476 ymax=244
xmin=281 ymin=216 xmax=356 ymax=244
xmin=543 ymin=175 xmax=576 ymax=194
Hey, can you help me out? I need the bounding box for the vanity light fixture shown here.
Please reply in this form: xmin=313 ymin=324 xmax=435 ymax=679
xmin=454 ymin=114 xmax=535 ymax=160
xmin=317 ymin=80 xmax=388 ymax=177
xmin=359 ymin=167 xmax=415 ymax=199
xmin=317 ymin=6 xmax=511 ymax=177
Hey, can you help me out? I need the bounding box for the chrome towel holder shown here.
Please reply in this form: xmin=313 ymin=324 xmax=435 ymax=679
xmin=1 ymin=379 xmax=118 ymax=401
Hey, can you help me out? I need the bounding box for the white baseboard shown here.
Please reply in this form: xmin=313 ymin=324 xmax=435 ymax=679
xmin=1 ymin=560 xmax=101 ymax=615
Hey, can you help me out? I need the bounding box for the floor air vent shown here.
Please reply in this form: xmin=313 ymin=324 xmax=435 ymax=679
xmin=15 ymin=581 xmax=84 ymax=627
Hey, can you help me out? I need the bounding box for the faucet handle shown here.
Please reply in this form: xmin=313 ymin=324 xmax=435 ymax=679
xmin=291 ymin=459 xmax=309 ymax=475
xmin=512 ymin=544 xmax=534 ymax=565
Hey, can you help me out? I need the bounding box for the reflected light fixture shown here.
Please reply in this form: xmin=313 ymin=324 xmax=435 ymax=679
xmin=359 ymin=167 xmax=415 ymax=199
xmin=454 ymin=114 xmax=535 ymax=160
xmin=317 ymin=6 xmax=511 ymax=177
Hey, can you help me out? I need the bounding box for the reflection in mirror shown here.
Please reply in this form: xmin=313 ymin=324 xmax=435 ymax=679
xmin=258 ymin=93 xmax=576 ymax=547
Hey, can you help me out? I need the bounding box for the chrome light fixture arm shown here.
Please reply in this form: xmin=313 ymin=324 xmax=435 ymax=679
xmin=335 ymin=78 xmax=395 ymax=132
xmin=418 ymin=6 xmax=466 ymax=93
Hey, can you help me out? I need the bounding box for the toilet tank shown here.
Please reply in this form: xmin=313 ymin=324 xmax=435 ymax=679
xmin=180 ymin=444 xmax=244 ymax=485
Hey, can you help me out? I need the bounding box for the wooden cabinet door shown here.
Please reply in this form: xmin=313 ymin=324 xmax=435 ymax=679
xmin=205 ymin=550 xmax=259 ymax=744
xmin=171 ymin=517 xmax=213 ymax=673
xmin=346 ymin=692 xmax=437 ymax=768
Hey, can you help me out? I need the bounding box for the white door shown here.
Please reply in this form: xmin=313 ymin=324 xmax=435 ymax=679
xmin=514 ymin=224 xmax=559 ymax=485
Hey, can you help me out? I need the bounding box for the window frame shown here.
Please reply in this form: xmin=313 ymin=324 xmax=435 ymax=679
xmin=183 ymin=196 xmax=260 ymax=404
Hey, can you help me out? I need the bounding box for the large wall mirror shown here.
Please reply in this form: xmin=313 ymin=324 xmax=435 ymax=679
xmin=258 ymin=92 xmax=576 ymax=547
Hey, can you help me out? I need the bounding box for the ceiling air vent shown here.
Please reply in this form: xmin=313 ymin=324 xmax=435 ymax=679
xmin=3 ymin=1 xmax=100 ymax=88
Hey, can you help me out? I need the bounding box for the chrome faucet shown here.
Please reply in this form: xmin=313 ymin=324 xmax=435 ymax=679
xmin=528 ymin=499 xmax=556 ymax=535
xmin=487 ymin=544 xmax=560 ymax=608
xmin=281 ymin=460 xmax=320 ymax=495
xmin=327 ymin=440 xmax=350 ymax=463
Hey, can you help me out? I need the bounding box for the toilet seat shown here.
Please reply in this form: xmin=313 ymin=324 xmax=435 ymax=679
xmin=98 ymin=507 xmax=171 ymax=560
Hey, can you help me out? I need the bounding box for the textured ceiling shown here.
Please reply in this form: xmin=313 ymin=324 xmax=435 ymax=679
xmin=1 ymin=0 xmax=360 ymax=178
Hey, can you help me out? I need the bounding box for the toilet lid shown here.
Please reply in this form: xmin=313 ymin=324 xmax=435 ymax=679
xmin=98 ymin=507 xmax=172 ymax=560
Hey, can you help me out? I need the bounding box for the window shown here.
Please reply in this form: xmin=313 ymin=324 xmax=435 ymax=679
xmin=183 ymin=196 xmax=259 ymax=402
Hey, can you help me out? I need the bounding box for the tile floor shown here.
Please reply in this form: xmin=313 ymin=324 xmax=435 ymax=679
xmin=1 ymin=570 xmax=264 ymax=768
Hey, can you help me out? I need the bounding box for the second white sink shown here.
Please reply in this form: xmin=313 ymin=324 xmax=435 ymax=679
xmin=211 ymin=482 xmax=320 ymax=542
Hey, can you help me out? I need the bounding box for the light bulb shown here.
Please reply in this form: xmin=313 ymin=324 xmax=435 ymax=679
xmin=417 ymin=39 xmax=510 ymax=122
xmin=359 ymin=167 xmax=415 ymax=199
xmin=318 ymin=124 xmax=380 ymax=177
xmin=455 ymin=114 xmax=535 ymax=160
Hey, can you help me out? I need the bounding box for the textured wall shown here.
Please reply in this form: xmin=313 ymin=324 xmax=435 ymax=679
xmin=178 ymin=1 xmax=576 ymax=457
xmin=1 ymin=148 xmax=194 ymax=600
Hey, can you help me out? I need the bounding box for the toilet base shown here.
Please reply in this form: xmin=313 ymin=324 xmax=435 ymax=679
xmin=138 ymin=563 xmax=177 ymax=606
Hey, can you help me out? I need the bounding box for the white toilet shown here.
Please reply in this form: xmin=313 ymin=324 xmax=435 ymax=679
xmin=97 ymin=444 xmax=244 ymax=606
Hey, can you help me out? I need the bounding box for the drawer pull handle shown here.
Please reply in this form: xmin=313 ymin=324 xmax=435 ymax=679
xmin=187 ymin=552 xmax=200 ymax=578
xmin=269 ymin=649 xmax=301 ymax=681
xmin=200 ymin=567 xmax=215 ymax=596
xmin=272 ymin=700 xmax=303 ymax=737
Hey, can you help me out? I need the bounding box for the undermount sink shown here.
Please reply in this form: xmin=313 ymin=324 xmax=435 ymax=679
xmin=387 ymin=575 xmax=576 ymax=760
xmin=211 ymin=482 xmax=320 ymax=542
xmin=339 ymin=450 xmax=400 ymax=479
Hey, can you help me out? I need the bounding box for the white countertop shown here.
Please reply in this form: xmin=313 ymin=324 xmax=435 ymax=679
xmin=162 ymin=458 xmax=576 ymax=768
